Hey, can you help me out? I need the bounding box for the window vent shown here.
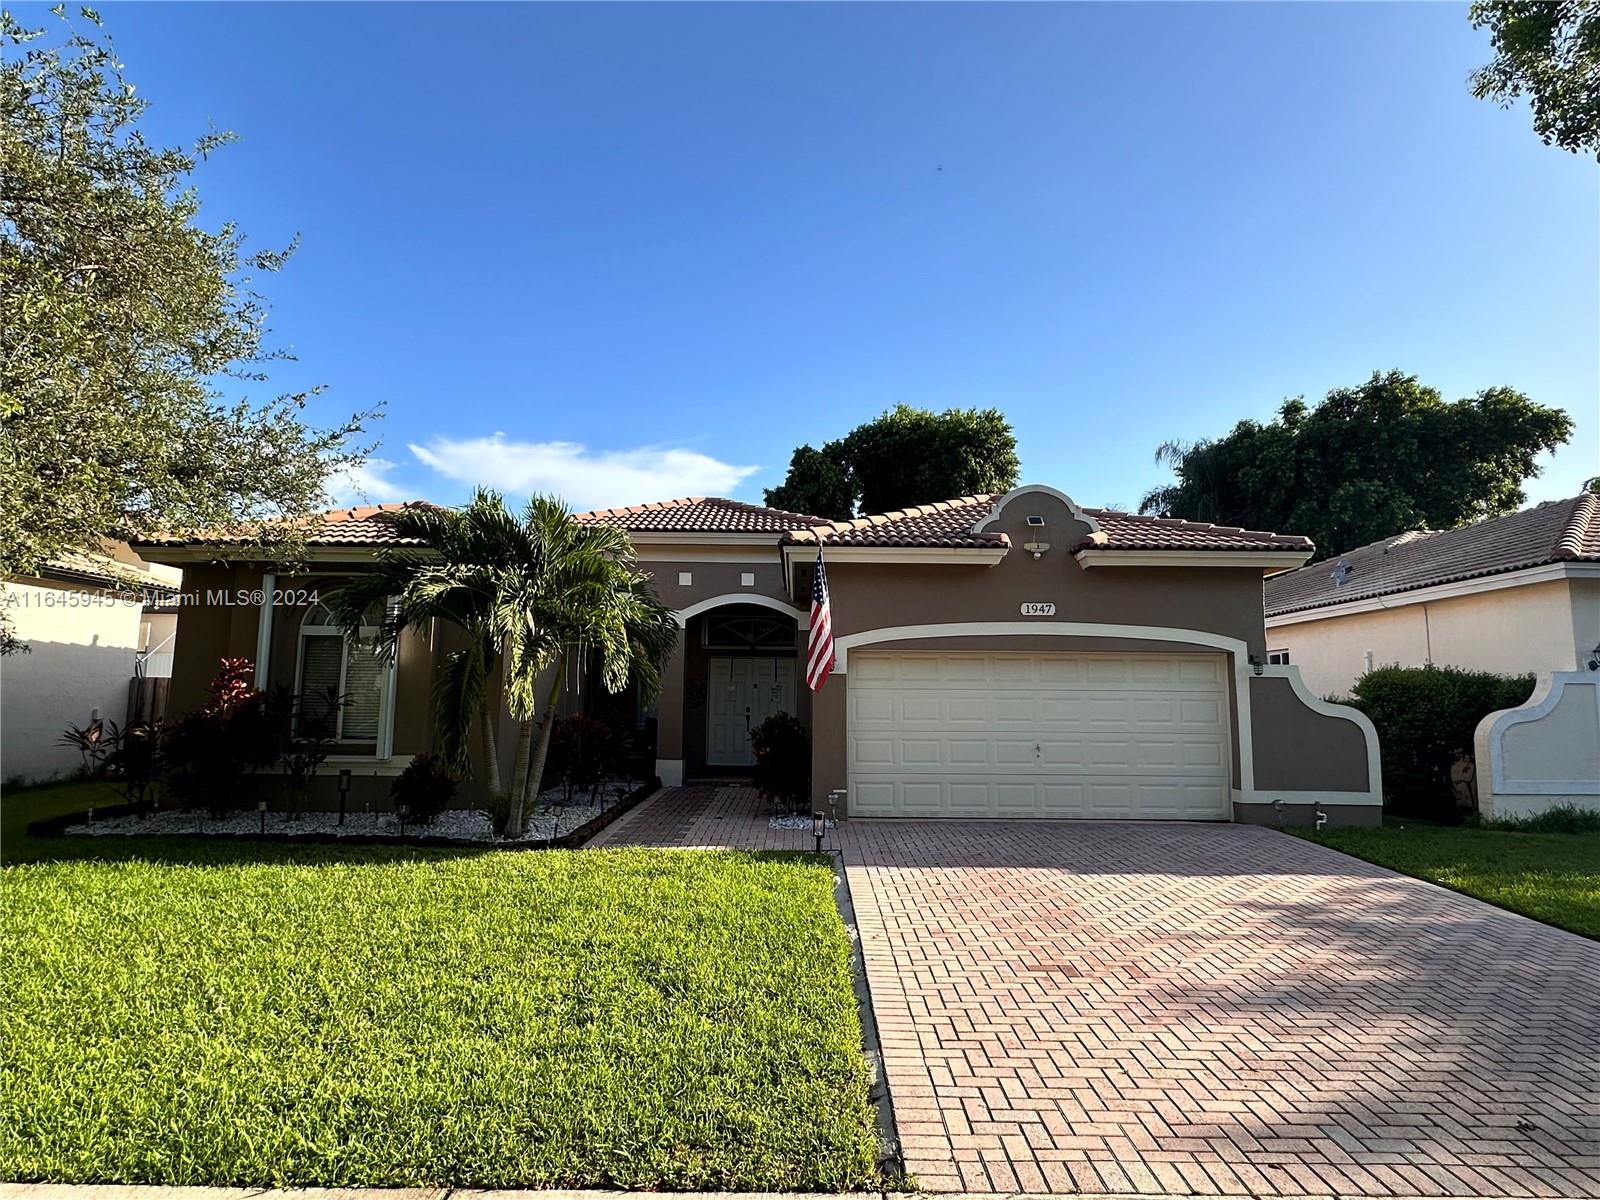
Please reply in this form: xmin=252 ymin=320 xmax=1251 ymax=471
xmin=1026 ymin=515 xmax=1045 ymax=527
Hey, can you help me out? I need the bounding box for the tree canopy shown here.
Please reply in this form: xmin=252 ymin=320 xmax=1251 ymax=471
xmin=1470 ymin=0 xmax=1600 ymax=158
xmin=764 ymin=404 xmax=1021 ymax=520
xmin=0 ymin=8 xmax=375 ymax=585
xmin=1139 ymin=371 xmax=1573 ymax=558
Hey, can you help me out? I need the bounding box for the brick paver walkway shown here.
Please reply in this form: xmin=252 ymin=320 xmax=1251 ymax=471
xmin=592 ymin=786 xmax=1600 ymax=1197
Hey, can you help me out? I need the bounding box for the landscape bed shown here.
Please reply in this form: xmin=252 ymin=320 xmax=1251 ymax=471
xmin=0 ymin=813 xmax=881 ymax=1189
xmin=1301 ymin=822 xmax=1600 ymax=940
xmin=22 ymin=779 xmax=659 ymax=850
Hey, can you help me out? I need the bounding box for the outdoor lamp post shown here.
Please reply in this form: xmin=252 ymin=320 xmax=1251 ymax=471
xmin=811 ymin=810 xmax=825 ymax=853
xmin=337 ymin=768 xmax=352 ymax=826
xmin=257 ymin=799 xmax=267 ymax=835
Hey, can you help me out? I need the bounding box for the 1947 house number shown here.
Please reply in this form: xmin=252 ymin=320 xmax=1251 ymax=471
xmin=1020 ymin=602 xmax=1056 ymax=616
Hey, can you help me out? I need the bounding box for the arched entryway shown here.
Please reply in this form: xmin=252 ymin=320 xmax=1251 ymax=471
xmin=682 ymin=603 xmax=805 ymax=779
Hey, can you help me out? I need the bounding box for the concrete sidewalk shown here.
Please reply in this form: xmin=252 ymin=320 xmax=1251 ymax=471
xmin=0 ymin=1186 xmax=1494 ymax=1200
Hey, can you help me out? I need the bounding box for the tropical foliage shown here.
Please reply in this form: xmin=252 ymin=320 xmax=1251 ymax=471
xmin=750 ymin=711 xmax=811 ymax=815
xmin=335 ymin=492 xmax=677 ymax=838
xmin=332 ymin=500 xmax=511 ymax=795
xmin=390 ymin=753 xmax=457 ymax=825
xmin=1140 ymin=371 xmax=1572 ymax=557
xmin=765 ymin=404 xmax=1020 ymax=519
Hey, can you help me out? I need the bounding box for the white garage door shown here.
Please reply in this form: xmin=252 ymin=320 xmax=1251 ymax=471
xmin=848 ymin=651 xmax=1231 ymax=819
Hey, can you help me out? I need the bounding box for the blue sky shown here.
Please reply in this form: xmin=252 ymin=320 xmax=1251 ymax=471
xmin=48 ymin=2 xmax=1600 ymax=513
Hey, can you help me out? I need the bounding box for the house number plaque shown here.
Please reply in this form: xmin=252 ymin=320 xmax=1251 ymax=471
xmin=1020 ymin=602 xmax=1056 ymax=616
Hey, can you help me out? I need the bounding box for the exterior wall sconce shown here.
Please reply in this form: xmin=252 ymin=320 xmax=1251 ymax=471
xmin=1248 ymin=654 xmax=1264 ymax=676
xmin=1588 ymin=643 xmax=1600 ymax=672
xmin=1023 ymin=515 xmax=1049 ymax=560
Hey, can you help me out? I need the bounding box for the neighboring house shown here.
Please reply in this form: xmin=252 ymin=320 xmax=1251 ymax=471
xmin=135 ymin=486 xmax=1381 ymax=826
xmin=1264 ymin=494 xmax=1600 ymax=698
xmin=1 ymin=544 xmax=182 ymax=784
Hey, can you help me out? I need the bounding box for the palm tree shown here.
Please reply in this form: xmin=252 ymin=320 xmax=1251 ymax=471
xmin=489 ymin=495 xmax=677 ymax=838
xmin=335 ymin=491 xmax=677 ymax=839
xmin=331 ymin=496 xmax=511 ymax=794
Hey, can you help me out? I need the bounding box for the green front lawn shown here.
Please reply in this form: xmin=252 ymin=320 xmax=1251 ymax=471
xmin=1302 ymin=823 xmax=1600 ymax=940
xmin=0 ymin=785 xmax=881 ymax=1189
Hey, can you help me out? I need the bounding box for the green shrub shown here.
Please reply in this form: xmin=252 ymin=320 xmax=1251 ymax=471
xmin=751 ymin=711 xmax=810 ymax=815
xmin=390 ymin=753 xmax=457 ymax=824
xmin=164 ymin=659 xmax=281 ymax=817
xmin=1346 ymin=666 xmax=1535 ymax=821
xmin=546 ymin=714 xmax=616 ymax=802
xmin=1475 ymin=803 xmax=1600 ymax=834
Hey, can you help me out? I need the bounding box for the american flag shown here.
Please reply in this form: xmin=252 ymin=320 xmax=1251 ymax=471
xmin=806 ymin=547 xmax=835 ymax=691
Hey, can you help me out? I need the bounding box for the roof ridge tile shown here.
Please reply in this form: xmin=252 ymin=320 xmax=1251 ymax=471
xmin=1554 ymin=491 xmax=1599 ymax=560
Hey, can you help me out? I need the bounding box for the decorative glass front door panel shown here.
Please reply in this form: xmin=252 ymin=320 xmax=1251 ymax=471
xmin=706 ymin=656 xmax=798 ymax=766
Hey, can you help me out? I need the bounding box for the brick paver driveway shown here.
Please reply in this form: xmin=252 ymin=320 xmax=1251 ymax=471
xmin=595 ymin=787 xmax=1600 ymax=1197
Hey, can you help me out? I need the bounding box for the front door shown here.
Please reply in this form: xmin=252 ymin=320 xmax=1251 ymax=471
xmin=707 ymin=657 xmax=798 ymax=766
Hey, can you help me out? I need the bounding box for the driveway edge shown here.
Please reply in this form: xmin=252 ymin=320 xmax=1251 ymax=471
xmin=829 ymin=849 xmax=906 ymax=1182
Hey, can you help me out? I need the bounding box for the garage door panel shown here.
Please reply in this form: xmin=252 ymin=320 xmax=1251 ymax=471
xmin=1179 ymin=658 xmax=1224 ymax=684
xmin=1040 ymin=782 xmax=1089 ymax=816
xmin=1037 ymin=657 xmax=1084 ymax=684
xmin=849 ymin=651 xmax=1231 ymax=820
xmin=1181 ymin=697 xmax=1223 ymax=725
xmin=853 ymin=737 xmax=896 ymax=767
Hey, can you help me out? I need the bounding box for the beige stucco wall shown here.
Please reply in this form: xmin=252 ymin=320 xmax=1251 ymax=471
xmin=1475 ymin=672 xmax=1600 ymax=820
xmin=154 ymin=563 xmax=452 ymax=807
xmin=2 ymin=577 xmax=146 ymax=783
xmin=1268 ymin=578 xmax=1589 ymax=697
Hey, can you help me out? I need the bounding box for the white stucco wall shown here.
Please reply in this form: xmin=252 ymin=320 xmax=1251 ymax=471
xmin=1268 ymin=578 xmax=1585 ymax=697
xmin=1475 ymin=672 xmax=1600 ymax=820
xmin=1 ymin=578 xmax=147 ymax=784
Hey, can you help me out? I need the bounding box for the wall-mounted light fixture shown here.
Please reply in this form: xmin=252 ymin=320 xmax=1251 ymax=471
xmin=1588 ymin=643 xmax=1600 ymax=672
xmin=1023 ymin=515 xmax=1050 ymax=560
xmin=1248 ymin=654 xmax=1264 ymax=676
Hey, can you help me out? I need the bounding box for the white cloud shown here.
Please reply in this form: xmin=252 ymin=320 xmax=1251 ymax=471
xmin=323 ymin=457 xmax=411 ymax=507
xmin=408 ymin=435 xmax=759 ymax=512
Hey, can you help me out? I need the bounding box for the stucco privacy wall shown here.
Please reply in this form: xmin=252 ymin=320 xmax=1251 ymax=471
xmin=1 ymin=576 xmax=145 ymax=783
xmin=1242 ymin=670 xmax=1382 ymax=827
xmin=1269 ymin=578 xmax=1591 ymax=697
xmin=1475 ymin=671 xmax=1600 ymax=820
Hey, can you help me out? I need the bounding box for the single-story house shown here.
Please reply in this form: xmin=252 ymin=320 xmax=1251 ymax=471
xmin=1264 ymin=493 xmax=1600 ymax=697
xmin=2 ymin=544 xmax=182 ymax=784
xmin=134 ymin=484 xmax=1382 ymax=826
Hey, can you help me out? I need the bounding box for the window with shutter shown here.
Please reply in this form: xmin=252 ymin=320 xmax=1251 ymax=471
xmin=295 ymin=598 xmax=389 ymax=747
xmin=299 ymin=637 xmax=343 ymax=725
xmin=341 ymin=643 xmax=383 ymax=739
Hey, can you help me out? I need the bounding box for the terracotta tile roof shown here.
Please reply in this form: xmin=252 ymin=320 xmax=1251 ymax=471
xmin=783 ymin=494 xmax=1314 ymax=554
xmin=133 ymin=502 xmax=436 ymax=548
xmin=1080 ymin=509 xmax=1314 ymax=553
xmin=1265 ymin=494 xmax=1600 ymax=617
xmin=785 ymin=496 xmax=1008 ymax=548
xmin=573 ymin=496 xmax=829 ymax=533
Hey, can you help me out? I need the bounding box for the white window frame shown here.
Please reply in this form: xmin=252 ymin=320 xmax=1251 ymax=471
xmin=292 ymin=600 xmax=399 ymax=757
xmin=1267 ymin=649 xmax=1291 ymax=665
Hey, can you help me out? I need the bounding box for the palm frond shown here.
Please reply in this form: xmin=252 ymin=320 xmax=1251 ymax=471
xmin=432 ymin=645 xmax=484 ymax=775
